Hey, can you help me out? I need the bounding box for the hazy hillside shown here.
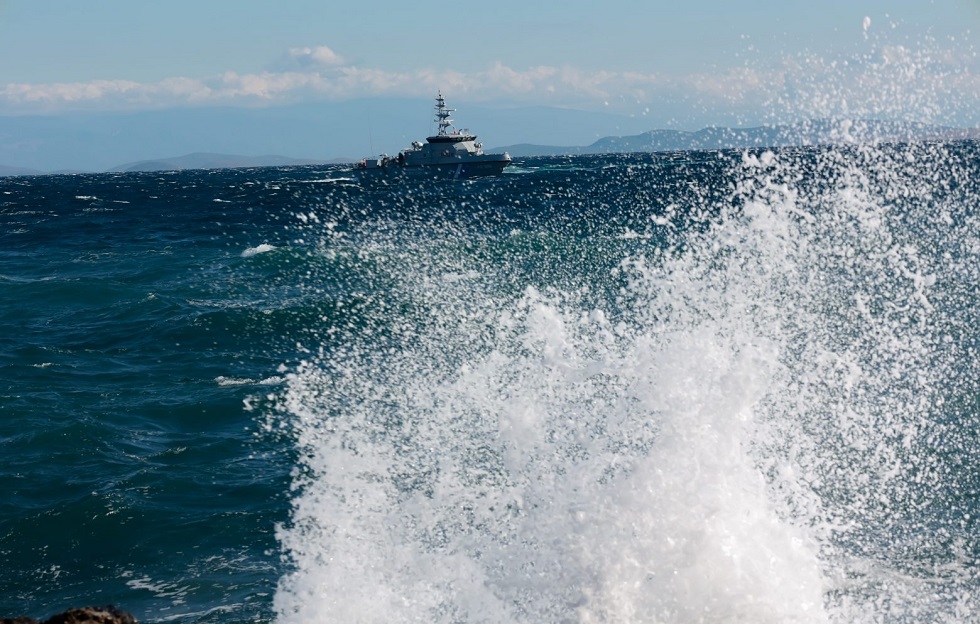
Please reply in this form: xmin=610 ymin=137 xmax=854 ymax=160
xmin=108 ymin=152 xmax=340 ymax=172
xmin=492 ymin=120 xmax=980 ymax=157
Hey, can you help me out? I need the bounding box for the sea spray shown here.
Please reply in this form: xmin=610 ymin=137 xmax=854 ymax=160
xmin=270 ymin=135 xmax=980 ymax=623
xmin=624 ymin=140 xmax=978 ymax=621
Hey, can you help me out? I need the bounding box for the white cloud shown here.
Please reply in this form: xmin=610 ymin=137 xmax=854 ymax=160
xmin=0 ymin=42 xmax=683 ymax=114
xmin=3 ymin=41 xmax=980 ymax=127
xmin=284 ymin=45 xmax=345 ymax=68
xmin=1 ymin=79 xmax=144 ymax=105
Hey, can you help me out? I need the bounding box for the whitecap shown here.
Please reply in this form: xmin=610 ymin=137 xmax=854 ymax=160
xmin=215 ymin=376 xmax=255 ymax=386
xmin=216 ymin=375 xmax=285 ymax=387
xmin=241 ymin=243 xmax=276 ymax=258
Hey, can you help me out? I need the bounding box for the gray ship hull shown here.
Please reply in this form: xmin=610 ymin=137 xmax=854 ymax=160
xmin=357 ymin=92 xmax=512 ymax=181
xmin=359 ymin=157 xmax=510 ymax=180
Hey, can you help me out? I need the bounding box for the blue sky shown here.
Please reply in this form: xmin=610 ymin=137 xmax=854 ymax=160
xmin=3 ymin=1 xmax=979 ymax=123
xmin=2 ymin=1 xmax=980 ymax=169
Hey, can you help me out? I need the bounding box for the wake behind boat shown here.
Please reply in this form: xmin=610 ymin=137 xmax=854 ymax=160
xmin=357 ymin=92 xmax=511 ymax=179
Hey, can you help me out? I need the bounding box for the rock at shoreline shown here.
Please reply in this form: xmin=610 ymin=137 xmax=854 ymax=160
xmin=2 ymin=606 xmax=137 ymax=624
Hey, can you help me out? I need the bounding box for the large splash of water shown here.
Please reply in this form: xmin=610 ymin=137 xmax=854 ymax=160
xmin=265 ymin=134 xmax=979 ymax=623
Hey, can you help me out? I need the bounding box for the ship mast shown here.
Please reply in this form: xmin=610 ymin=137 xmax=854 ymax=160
xmin=434 ymin=91 xmax=456 ymax=136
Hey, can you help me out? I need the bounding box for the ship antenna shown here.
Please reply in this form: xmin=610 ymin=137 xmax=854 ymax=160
xmin=434 ymin=90 xmax=456 ymax=136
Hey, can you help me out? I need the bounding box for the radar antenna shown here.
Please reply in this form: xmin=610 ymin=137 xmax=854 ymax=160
xmin=434 ymin=91 xmax=456 ymax=136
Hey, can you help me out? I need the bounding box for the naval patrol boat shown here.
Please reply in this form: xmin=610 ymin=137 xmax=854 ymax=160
xmin=357 ymin=92 xmax=511 ymax=179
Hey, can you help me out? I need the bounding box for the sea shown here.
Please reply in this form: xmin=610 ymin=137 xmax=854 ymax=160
xmin=1 ymin=140 xmax=978 ymax=624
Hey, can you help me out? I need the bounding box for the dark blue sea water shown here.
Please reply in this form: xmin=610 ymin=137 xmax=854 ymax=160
xmin=2 ymin=144 xmax=978 ymax=623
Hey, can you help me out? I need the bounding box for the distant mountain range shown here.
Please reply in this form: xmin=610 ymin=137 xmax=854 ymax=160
xmin=490 ymin=119 xmax=980 ymax=157
xmin=108 ymin=152 xmax=352 ymax=172
xmin=2 ymin=119 xmax=977 ymax=177
xmin=0 ymin=153 xmax=350 ymax=176
xmin=0 ymin=164 xmax=48 ymax=176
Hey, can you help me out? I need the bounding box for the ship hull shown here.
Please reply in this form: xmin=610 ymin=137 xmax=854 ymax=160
xmin=358 ymin=158 xmax=510 ymax=180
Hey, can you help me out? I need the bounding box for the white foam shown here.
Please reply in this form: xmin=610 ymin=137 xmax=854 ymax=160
xmin=269 ymin=30 xmax=980 ymax=619
xmin=216 ymin=376 xmax=254 ymax=386
xmin=271 ymin=135 xmax=980 ymax=622
xmin=216 ymin=375 xmax=285 ymax=386
xmin=268 ymin=168 xmax=835 ymax=622
xmin=241 ymin=243 xmax=276 ymax=258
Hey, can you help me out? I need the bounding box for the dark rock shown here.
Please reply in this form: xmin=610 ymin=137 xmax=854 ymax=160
xmin=2 ymin=607 xmax=137 ymax=624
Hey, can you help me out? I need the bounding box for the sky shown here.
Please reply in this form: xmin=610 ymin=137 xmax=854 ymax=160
xmin=2 ymin=1 xmax=980 ymax=168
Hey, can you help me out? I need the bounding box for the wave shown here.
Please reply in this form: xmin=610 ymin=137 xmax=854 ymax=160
xmin=268 ymin=139 xmax=980 ymax=623
xmin=242 ymin=243 xmax=277 ymax=258
xmin=215 ymin=375 xmax=285 ymax=387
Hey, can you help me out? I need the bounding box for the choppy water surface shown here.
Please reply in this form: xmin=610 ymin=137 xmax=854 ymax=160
xmin=2 ymin=140 xmax=979 ymax=623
